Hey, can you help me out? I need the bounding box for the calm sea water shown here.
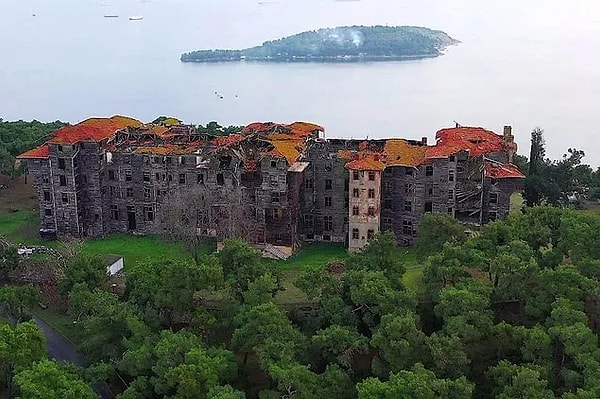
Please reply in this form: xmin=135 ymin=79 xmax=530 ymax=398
xmin=1 ymin=0 xmax=600 ymax=165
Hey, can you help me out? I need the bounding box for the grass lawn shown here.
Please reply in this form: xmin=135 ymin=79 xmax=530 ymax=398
xmin=509 ymin=192 xmax=524 ymax=215
xmin=33 ymin=308 xmax=84 ymax=345
xmin=272 ymin=242 xmax=349 ymax=271
xmin=0 ymin=177 xmax=41 ymax=243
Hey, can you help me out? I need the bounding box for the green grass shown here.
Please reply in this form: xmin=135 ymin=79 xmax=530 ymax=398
xmin=272 ymin=242 xmax=349 ymax=271
xmin=0 ymin=208 xmax=40 ymax=243
xmin=33 ymin=308 xmax=84 ymax=345
xmin=403 ymin=265 xmax=425 ymax=294
xmin=80 ymin=234 xmax=192 ymax=268
xmin=509 ymin=192 xmax=524 ymax=215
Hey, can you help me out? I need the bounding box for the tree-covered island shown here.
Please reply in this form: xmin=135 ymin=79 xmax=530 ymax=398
xmin=180 ymin=25 xmax=459 ymax=63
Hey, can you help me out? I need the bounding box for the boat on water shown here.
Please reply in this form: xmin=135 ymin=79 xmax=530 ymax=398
xmin=129 ymin=15 xmax=143 ymax=21
xmin=104 ymin=14 xmax=119 ymax=18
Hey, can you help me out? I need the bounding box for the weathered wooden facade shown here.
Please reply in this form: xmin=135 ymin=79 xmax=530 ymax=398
xmin=19 ymin=116 xmax=524 ymax=253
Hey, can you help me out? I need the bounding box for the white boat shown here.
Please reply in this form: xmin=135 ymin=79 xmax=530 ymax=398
xmin=129 ymin=15 xmax=143 ymax=21
xmin=104 ymin=14 xmax=119 ymax=18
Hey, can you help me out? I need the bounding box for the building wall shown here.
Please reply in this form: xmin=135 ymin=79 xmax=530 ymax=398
xmin=348 ymin=169 xmax=381 ymax=252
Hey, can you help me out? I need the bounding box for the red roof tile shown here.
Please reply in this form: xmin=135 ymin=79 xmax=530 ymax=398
xmin=425 ymin=127 xmax=504 ymax=159
xmin=17 ymin=145 xmax=50 ymax=159
xmin=345 ymin=155 xmax=386 ymax=171
xmin=485 ymin=162 xmax=525 ymax=179
xmin=47 ymin=116 xmax=142 ymax=144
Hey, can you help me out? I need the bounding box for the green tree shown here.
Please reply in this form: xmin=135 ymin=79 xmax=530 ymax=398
xmin=0 ymin=246 xmax=19 ymax=281
xmin=425 ymin=333 xmax=470 ymax=379
xmin=13 ymin=359 xmax=96 ymax=399
xmin=311 ymin=325 xmax=368 ymax=370
xmin=0 ymin=285 xmax=41 ymax=323
xmin=59 ymin=254 xmax=107 ymax=295
xmin=415 ymin=213 xmax=465 ymax=261
xmin=346 ymin=232 xmax=406 ymax=286
xmin=488 ymin=360 xmax=554 ymax=399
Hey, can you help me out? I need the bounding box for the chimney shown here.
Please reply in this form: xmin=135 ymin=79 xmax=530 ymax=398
xmin=503 ymin=126 xmax=512 ymax=138
xmin=421 ymin=137 xmax=428 ymax=145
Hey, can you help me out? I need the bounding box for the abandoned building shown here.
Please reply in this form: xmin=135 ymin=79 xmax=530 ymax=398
xmin=18 ymin=116 xmax=524 ymax=253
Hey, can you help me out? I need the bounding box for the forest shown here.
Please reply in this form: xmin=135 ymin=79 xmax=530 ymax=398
xmin=180 ymin=26 xmax=459 ymax=63
xmin=2 ymin=205 xmax=600 ymax=398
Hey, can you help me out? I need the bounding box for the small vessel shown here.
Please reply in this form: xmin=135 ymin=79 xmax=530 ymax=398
xmin=129 ymin=15 xmax=143 ymax=21
xmin=104 ymin=14 xmax=119 ymax=18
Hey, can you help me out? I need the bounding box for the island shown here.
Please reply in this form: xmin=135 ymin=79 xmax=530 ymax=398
xmin=180 ymin=25 xmax=459 ymax=63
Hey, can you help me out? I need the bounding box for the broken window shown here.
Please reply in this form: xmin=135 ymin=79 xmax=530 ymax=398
xmin=489 ymin=211 xmax=497 ymax=221
xmin=62 ymin=193 xmax=69 ymax=204
xmin=305 ymin=178 xmax=314 ymax=189
xmin=449 ymin=170 xmax=455 ymax=182
xmin=448 ymin=207 xmax=453 ymax=215
xmin=368 ymin=207 xmax=375 ymax=216
xmin=367 ymin=229 xmax=375 ymax=239
xmin=58 ymin=158 xmax=66 ymax=169
xmin=425 ymin=202 xmax=433 ymax=212
xmin=353 ymin=170 xmax=359 ymax=180
xmin=271 ymin=160 xmax=277 ymax=168
xmin=403 ymin=220 xmax=412 ymax=235
xmin=59 ymin=175 xmax=66 ymax=186
xmin=82 ymin=175 xmax=87 ymax=184
xmin=384 ymin=181 xmax=392 ymax=192
xmin=126 ymin=187 xmax=133 ymax=197
xmin=384 ymin=199 xmax=392 ymax=210
xmin=43 ymin=191 xmax=51 ymax=202
xmin=42 ymin=174 xmax=49 ymax=184
xmin=270 ymin=175 xmax=277 ymax=185
xmin=144 ymin=187 xmax=151 ymax=198
xmin=449 ymin=189 xmax=454 ymax=200
xmin=45 ymin=208 xmax=52 ymax=216
xmin=304 ymin=214 xmax=314 ymax=228
xmin=217 ymin=173 xmax=224 ymax=185
xmin=179 ymin=174 xmax=186 ymax=184
xmin=368 ymin=171 xmax=375 ymax=181
xmin=197 ymin=173 xmax=204 ymax=184
xmin=427 ymin=185 xmax=434 ymax=196
xmin=368 ymin=189 xmax=375 ymax=198
xmin=405 ymin=183 xmax=413 ymax=195
xmin=323 ymin=215 xmax=333 ymax=231
xmin=405 ymin=168 xmax=413 ymax=176
xmin=425 ymin=165 xmax=434 ymax=176
xmin=489 ymin=193 xmax=498 ymax=204
xmin=144 ymin=206 xmax=154 ymax=221
xmin=108 ymin=170 xmax=115 ymax=181
xmin=110 ymin=186 xmax=116 ymax=197
xmin=324 ymin=197 xmax=332 ymax=207
xmin=143 ymin=172 xmax=150 ymax=182
xmin=325 ymin=179 xmax=332 ymax=190
xmin=166 ymin=157 xmax=172 ymax=165
xmin=352 ymin=228 xmax=359 ymax=239
xmin=179 ymin=156 xmax=186 ymax=165
xmin=269 ymin=208 xmax=283 ymax=220
xmin=125 ymin=170 xmax=132 ymax=181
xmin=404 ymin=200 xmax=412 ymax=212
xmin=111 ymin=205 xmax=119 ymax=220
xmin=324 ymin=162 xmax=332 ymax=172
xmin=353 ymin=188 xmax=359 ymax=198
xmin=449 ymin=155 xmax=455 ymax=162
xmin=271 ymin=192 xmax=280 ymax=203
xmin=352 ymin=206 xmax=359 ymax=216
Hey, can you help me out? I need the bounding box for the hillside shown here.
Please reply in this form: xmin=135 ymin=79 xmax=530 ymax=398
xmin=180 ymin=25 xmax=459 ymax=63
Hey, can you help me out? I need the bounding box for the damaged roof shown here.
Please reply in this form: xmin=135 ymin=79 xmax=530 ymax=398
xmin=484 ymin=161 xmax=525 ymax=179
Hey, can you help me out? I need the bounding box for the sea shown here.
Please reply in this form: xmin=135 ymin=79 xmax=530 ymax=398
xmin=1 ymin=0 xmax=600 ymax=165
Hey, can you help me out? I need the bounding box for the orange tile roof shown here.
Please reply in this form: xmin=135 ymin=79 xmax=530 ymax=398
xmin=484 ymin=162 xmax=525 ymax=179
xmin=268 ymin=140 xmax=303 ymax=164
xmin=17 ymin=145 xmax=50 ymax=159
xmin=48 ymin=116 xmax=142 ymax=144
xmin=425 ymin=127 xmax=504 ymax=159
xmin=134 ymin=144 xmax=199 ymax=155
xmin=345 ymin=155 xmax=386 ymax=171
xmin=384 ymin=139 xmax=427 ymax=167
xmin=212 ymin=134 xmax=245 ymax=148
xmin=337 ymin=149 xmax=354 ymax=160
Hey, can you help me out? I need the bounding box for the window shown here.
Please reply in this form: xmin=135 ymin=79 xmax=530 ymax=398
xmin=144 ymin=206 xmax=154 ymax=221
xmin=125 ymin=170 xmax=132 ymax=181
xmin=353 ymin=170 xmax=359 ymax=180
xmin=353 ymin=188 xmax=359 ymax=198
xmin=323 ymin=215 xmax=333 ymax=231
xmin=425 ymin=202 xmax=433 ymax=212
xmin=352 ymin=228 xmax=359 ymax=239
xmin=42 ymin=174 xmax=49 ymax=184
xmin=404 ymin=200 xmax=412 ymax=212
xmin=44 ymin=208 xmax=52 ymax=216
xmin=405 ymin=168 xmax=413 ymax=176
xmin=304 ymin=214 xmax=314 ymax=228
xmin=126 ymin=187 xmax=133 ymax=197
xmin=82 ymin=175 xmax=87 ymax=184
xmin=271 ymin=192 xmax=280 ymax=203
xmin=58 ymin=158 xmax=65 ymax=169
xmin=197 ymin=173 xmax=204 ymax=184
xmin=179 ymin=156 xmax=186 ymax=165
xmin=110 ymin=186 xmax=116 ymax=197
xmin=368 ymin=206 xmax=375 ymax=216
xmin=269 ymin=208 xmax=283 ymax=220
xmin=367 ymin=229 xmax=375 ymax=239
xmin=489 ymin=193 xmax=498 ymax=204
xmin=270 ymin=175 xmax=277 ymax=185
xmin=108 ymin=170 xmax=115 ymax=180
xmin=271 ymin=160 xmax=277 ymax=168
xmin=449 ymin=155 xmax=455 ymax=162
xmin=305 ymin=178 xmax=314 ymax=189
xmin=449 ymin=170 xmax=455 ymax=182
xmin=384 ymin=181 xmax=392 ymax=192
xmin=111 ymin=205 xmax=119 ymax=220
xmin=325 ymin=179 xmax=332 ymax=190
xmin=383 ymin=217 xmax=393 ymax=231
xmin=168 ymin=174 xmax=172 ymax=182
xmin=61 ymin=193 xmax=69 ymax=204
xmin=384 ymin=199 xmax=392 ymax=210
xmin=344 ymin=178 xmax=349 ymax=191
xmin=324 ymin=197 xmax=332 ymax=207
xmin=368 ymin=171 xmax=375 ymax=181
xmin=59 ymin=175 xmax=66 ymax=186
xmin=143 ymin=172 xmax=150 ymax=182
xmin=144 ymin=188 xmax=151 ymax=198
xmin=403 ymin=220 xmax=413 ymax=235
xmin=427 ymin=185 xmax=434 ymax=196
xmin=57 ymin=145 xmax=63 ymax=152
xmin=405 ymin=183 xmax=413 ymax=195
xmin=323 ymin=235 xmax=331 ymax=241
xmin=425 ymin=165 xmax=434 ymax=176
xmin=352 ymin=206 xmax=359 ymax=216
xmin=324 ymin=162 xmax=332 ymax=172
xmin=489 ymin=211 xmax=497 ymax=221
xmin=306 ymin=234 xmax=314 ymax=240
xmin=166 ymin=157 xmax=172 ymax=165
xmin=217 ymin=173 xmax=224 ymax=185
xmin=448 ymin=207 xmax=453 ymax=215
xmin=43 ymin=191 xmax=51 ymax=202
xmin=449 ymin=189 xmax=454 ymax=200
xmin=368 ymin=189 xmax=375 ymax=198
xmin=179 ymin=173 xmax=186 ymax=184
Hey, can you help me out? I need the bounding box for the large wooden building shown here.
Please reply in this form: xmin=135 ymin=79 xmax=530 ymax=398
xmin=18 ymin=116 xmax=524 ymax=253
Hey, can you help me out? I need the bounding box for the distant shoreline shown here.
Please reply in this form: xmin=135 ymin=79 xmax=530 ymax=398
xmin=181 ymin=53 xmax=441 ymax=64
